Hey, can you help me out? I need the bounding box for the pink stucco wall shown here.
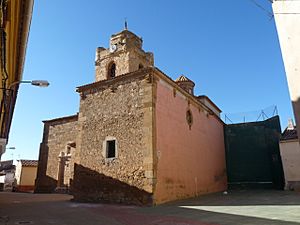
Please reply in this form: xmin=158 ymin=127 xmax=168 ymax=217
xmin=154 ymin=81 xmax=227 ymax=204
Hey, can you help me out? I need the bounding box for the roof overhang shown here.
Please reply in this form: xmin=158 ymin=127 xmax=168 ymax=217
xmin=0 ymin=0 xmax=34 ymax=142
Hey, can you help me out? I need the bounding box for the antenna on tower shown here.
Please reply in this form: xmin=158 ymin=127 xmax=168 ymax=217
xmin=124 ymin=18 xmax=128 ymax=30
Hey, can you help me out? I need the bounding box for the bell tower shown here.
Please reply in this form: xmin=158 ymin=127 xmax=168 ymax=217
xmin=95 ymin=29 xmax=154 ymax=82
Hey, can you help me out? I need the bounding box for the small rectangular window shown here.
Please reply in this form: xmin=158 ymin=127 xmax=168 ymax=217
xmin=107 ymin=140 xmax=116 ymax=158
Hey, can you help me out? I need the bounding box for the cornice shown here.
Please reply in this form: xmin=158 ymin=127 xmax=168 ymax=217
xmin=151 ymin=68 xmax=224 ymax=124
xmin=76 ymin=67 xmax=154 ymax=93
xmin=43 ymin=114 xmax=78 ymax=124
xmin=76 ymin=66 xmax=223 ymax=124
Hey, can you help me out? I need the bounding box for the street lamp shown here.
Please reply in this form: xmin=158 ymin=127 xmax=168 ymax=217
xmin=5 ymin=146 xmax=16 ymax=160
xmin=8 ymin=80 xmax=50 ymax=89
xmin=0 ymin=146 xmax=15 ymax=161
xmin=0 ymin=80 xmax=50 ymax=147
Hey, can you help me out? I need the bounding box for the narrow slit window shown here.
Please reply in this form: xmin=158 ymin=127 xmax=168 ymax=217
xmin=107 ymin=140 xmax=116 ymax=158
xmin=67 ymin=146 xmax=71 ymax=154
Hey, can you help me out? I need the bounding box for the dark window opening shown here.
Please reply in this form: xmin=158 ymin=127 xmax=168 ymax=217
xmin=138 ymin=64 xmax=144 ymax=69
xmin=107 ymin=140 xmax=116 ymax=158
xmin=108 ymin=63 xmax=116 ymax=78
xmin=67 ymin=146 xmax=71 ymax=154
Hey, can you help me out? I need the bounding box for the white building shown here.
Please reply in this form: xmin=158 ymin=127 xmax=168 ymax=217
xmin=279 ymin=120 xmax=300 ymax=190
xmin=0 ymin=160 xmax=15 ymax=191
xmin=272 ymin=1 xmax=300 ymax=141
xmin=15 ymin=160 xmax=38 ymax=192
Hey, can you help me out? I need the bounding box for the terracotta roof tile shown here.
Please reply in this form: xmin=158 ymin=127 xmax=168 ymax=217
xmin=175 ymin=75 xmax=194 ymax=84
xmin=20 ymin=160 xmax=38 ymax=167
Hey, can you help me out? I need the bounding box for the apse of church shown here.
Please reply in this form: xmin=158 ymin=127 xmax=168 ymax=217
xmin=35 ymin=28 xmax=227 ymax=205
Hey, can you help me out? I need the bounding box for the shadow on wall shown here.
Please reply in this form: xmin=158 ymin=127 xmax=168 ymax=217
xmin=34 ymin=141 xmax=58 ymax=193
xmin=34 ymin=175 xmax=57 ymax=193
xmin=71 ymin=164 xmax=153 ymax=205
xmin=292 ymin=98 xmax=300 ymax=142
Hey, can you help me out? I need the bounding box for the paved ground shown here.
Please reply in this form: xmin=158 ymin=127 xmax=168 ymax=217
xmin=0 ymin=190 xmax=300 ymax=225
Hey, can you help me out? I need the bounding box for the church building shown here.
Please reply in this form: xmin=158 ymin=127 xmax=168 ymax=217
xmin=35 ymin=28 xmax=227 ymax=205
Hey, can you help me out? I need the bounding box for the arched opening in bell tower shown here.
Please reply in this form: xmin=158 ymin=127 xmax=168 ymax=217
xmin=108 ymin=62 xmax=116 ymax=78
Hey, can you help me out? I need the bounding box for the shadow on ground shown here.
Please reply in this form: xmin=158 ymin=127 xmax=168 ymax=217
xmin=137 ymin=190 xmax=300 ymax=225
xmin=1 ymin=190 xmax=300 ymax=225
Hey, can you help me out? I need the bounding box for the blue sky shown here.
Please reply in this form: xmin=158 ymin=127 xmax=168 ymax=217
xmin=3 ymin=0 xmax=293 ymax=160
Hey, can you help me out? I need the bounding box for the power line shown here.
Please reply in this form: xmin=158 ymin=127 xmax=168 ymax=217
xmin=249 ymin=0 xmax=274 ymax=19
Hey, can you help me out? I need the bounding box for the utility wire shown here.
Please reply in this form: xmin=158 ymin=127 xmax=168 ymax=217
xmin=249 ymin=0 xmax=274 ymax=19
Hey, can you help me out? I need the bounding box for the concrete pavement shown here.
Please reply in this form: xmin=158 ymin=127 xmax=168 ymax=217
xmin=0 ymin=190 xmax=300 ymax=225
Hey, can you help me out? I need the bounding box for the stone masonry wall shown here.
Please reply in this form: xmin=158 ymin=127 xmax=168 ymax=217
xmin=35 ymin=115 xmax=79 ymax=193
xmin=128 ymin=50 xmax=153 ymax=75
xmin=95 ymin=50 xmax=130 ymax=81
xmin=73 ymin=71 xmax=154 ymax=204
xmin=95 ymin=48 xmax=153 ymax=82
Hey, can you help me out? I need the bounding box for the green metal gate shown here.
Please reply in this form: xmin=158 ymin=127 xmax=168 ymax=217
xmin=224 ymin=116 xmax=284 ymax=189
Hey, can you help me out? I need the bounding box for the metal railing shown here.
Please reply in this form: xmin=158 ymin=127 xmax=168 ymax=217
xmin=223 ymin=105 xmax=278 ymax=124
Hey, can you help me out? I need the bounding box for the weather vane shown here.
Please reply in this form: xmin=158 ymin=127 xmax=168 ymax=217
xmin=124 ymin=18 xmax=128 ymax=30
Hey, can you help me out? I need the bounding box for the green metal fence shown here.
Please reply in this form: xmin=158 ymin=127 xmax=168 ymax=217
xmin=224 ymin=115 xmax=284 ymax=189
